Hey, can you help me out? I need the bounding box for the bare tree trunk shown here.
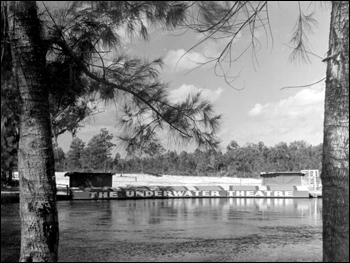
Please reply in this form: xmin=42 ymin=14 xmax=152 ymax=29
xmin=322 ymin=1 xmax=349 ymax=262
xmin=7 ymin=1 xmax=59 ymax=261
xmin=8 ymin=166 xmax=13 ymax=184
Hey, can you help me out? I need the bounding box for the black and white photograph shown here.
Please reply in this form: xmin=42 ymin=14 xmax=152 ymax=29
xmin=1 ymin=1 xmax=349 ymax=262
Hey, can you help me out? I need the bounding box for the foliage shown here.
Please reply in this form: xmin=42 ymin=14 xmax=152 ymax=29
xmin=66 ymin=129 xmax=115 ymax=172
xmin=1 ymin=1 xmax=347 ymax=262
xmin=66 ymin=137 xmax=85 ymax=171
xmin=45 ymin=1 xmax=221 ymax=151
xmin=80 ymin=137 xmax=322 ymax=177
xmin=54 ymin=147 xmax=66 ymax=171
xmin=0 ymin=82 xmax=19 ymax=181
xmin=63 ymin=128 xmax=322 ymax=176
xmin=82 ymin=128 xmax=115 ymax=171
xmin=183 ymin=1 xmax=321 ymax=86
xmin=0 ymin=0 xmax=221 ymax=178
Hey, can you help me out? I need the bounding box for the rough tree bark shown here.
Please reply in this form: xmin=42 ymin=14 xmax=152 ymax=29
xmin=7 ymin=1 xmax=59 ymax=261
xmin=322 ymin=1 xmax=349 ymax=262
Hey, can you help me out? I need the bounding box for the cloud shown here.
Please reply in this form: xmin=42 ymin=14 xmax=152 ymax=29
xmin=169 ymin=84 xmax=224 ymax=103
xmin=248 ymin=87 xmax=325 ymax=119
xmin=241 ymin=85 xmax=325 ymax=146
xmin=164 ymin=32 xmax=242 ymax=72
xmin=164 ymin=49 xmax=210 ymax=72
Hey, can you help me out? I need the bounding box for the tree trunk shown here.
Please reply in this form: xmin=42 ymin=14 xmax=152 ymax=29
xmin=322 ymin=1 xmax=349 ymax=262
xmin=8 ymin=166 xmax=13 ymax=184
xmin=7 ymin=1 xmax=59 ymax=262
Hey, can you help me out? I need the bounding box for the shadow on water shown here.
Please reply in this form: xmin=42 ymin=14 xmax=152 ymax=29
xmin=1 ymin=198 xmax=322 ymax=262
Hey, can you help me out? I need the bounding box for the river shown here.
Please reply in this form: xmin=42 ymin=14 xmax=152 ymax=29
xmin=1 ymin=198 xmax=322 ymax=262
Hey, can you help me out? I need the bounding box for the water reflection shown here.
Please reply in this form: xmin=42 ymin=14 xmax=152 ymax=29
xmin=106 ymin=198 xmax=322 ymax=223
xmin=57 ymin=198 xmax=322 ymax=243
xmin=1 ymin=198 xmax=322 ymax=262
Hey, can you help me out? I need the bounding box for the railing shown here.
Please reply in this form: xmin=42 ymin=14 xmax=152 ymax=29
xmin=56 ymin=184 xmax=70 ymax=195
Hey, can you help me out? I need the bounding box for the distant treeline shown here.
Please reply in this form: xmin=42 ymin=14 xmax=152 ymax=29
xmin=112 ymin=141 xmax=322 ymax=178
xmin=1 ymin=127 xmax=323 ymax=180
xmin=54 ymin=129 xmax=322 ymax=178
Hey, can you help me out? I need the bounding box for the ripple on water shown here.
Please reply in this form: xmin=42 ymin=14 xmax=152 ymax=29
xmin=2 ymin=198 xmax=322 ymax=262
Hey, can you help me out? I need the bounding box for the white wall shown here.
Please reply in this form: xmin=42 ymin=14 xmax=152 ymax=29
xmin=55 ymin=172 xmax=263 ymax=188
xmin=55 ymin=172 xmax=69 ymax=186
xmin=112 ymin=173 xmax=262 ymax=187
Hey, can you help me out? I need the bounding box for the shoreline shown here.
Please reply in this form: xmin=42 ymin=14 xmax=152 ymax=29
xmin=1 ymin=173 xmax=321 ymax=204
xmin=1 ymin=192 xmax=19 ymax=204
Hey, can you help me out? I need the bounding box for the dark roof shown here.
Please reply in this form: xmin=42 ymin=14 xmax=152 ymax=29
xmin=64 ymin=172 xmax=113 ymax=177
xmin=260 ymin=172 xmax=305 ymax=178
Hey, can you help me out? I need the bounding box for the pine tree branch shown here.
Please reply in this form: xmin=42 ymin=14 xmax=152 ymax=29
xmin=55 ymin=38 xmax=192 ymax=139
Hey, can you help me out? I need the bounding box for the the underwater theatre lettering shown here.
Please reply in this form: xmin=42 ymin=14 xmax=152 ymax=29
xmin=122 ymin=190 xmax=295 ymax=197
xmin=87 ymin=190 xmax=305 ymax=199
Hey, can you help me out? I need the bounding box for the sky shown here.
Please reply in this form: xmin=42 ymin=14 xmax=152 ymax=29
xmin=54 ymin=1 xmax=331 ymax=156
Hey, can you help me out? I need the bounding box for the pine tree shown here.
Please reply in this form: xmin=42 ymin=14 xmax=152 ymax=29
xmin=66 ymin=137 xmax=85 ymax=171
xmin=1 ymin=2 xmax=221 ymax=260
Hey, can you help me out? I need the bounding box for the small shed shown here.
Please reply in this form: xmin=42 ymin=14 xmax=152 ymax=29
xmin=260 ymin=172 xmax=305 ymax=186
xmin=65 ymin=172 xmax=113 ymax=188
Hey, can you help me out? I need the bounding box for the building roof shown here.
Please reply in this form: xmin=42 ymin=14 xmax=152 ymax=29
xmin=64 ymin=172 xmax=113 ymax=177
xmin=260 ymin=172 xmax=305 ymax=178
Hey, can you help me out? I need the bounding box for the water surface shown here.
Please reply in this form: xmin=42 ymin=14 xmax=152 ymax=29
xmin=1 ymin=198 xmax=322 ymax=262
